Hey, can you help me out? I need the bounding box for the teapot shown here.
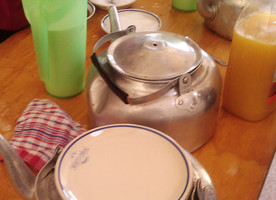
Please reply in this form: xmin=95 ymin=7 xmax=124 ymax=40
xmin=87 ymin=26 xmax=222 ymax=152
xmin=197 ymin=0 xmax=249 ymax=40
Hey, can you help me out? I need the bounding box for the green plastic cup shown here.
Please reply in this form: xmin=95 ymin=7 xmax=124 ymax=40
xmin=172 ymin=0 xmax=197 ymax=12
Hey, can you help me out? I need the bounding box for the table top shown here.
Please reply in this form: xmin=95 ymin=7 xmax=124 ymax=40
xmin=0 ymin=0 xmax=275 ymax=199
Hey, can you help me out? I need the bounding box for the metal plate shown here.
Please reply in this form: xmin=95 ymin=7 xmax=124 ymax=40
xmin=87 ymin=1 xmax=96 ymax=20
xmin=89 ymin=0 xmax=136 ymax=10
xmin=101 ymin=9 xmax=161 ymax=33
xmin=55 ymin=124 xmax=193 ymax=200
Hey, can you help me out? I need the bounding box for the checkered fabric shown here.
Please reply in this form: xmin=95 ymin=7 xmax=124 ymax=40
xmin=8 ymin=99 xmax=86 ymax=171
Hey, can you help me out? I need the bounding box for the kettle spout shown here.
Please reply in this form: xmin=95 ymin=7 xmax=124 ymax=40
xmin=0 ymin=134 xmax=35 ymax=200
xmin=196 ymin=0 xmax=216 ymax=20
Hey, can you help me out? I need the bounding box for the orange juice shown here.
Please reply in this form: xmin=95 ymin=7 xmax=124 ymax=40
xmin=223 ymin=13 xmax=276 ymax=121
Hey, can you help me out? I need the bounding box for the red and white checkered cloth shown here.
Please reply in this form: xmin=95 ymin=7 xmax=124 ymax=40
xmin=7 ymin=99 xmax=86 ymax=171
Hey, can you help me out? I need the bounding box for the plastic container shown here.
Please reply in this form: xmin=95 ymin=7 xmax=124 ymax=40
xmin=172 ymin=0 xmax=197 ymax=12
xmin=222 ymin=0 xmax=276 ymax=121
xmin=22 ymin=0 xmax=87 ymax=98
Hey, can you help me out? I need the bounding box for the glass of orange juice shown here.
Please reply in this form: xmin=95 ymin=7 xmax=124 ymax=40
xmin=222 ymin=0 xmax=276 ymax=121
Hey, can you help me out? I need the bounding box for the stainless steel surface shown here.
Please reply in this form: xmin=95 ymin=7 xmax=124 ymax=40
xmin=88 ymin=31 xmax=222 ymax=152
xmin=0 ymin=134 xmax=62 ymax=200
xmin=197 ymin=0 xmax=249 ymax=40
xmin=196 ymin=0 xmax=216 ymax=20
xmin=107 ymin=33 xmax=203 ymax=81
xmin=0 ymin=134 xmax=35 ymax=200
xmin=107 ymin=0 xmax=121 ymax=32
xmin=35 ymin=146 xmax=62 ymax=200
xmin=185 ymin=149 xmax=217 ymax=200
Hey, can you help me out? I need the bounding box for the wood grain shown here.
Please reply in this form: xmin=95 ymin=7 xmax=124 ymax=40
xmin=0 ymin=0 xmax=275 ymax=199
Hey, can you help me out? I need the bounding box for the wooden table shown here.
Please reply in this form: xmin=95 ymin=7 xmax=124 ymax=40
xmin=0 ymin=0 xmax=275 ymax=199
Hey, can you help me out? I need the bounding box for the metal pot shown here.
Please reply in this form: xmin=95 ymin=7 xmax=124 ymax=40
xmin=197 ymin=0 xmax=249 ymax=40
xmin=87 ymin=27 xmax=222 ymax=152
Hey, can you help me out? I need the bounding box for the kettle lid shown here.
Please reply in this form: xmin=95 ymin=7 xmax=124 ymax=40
xmin=107 ymin=32 xmax=202 ymax=82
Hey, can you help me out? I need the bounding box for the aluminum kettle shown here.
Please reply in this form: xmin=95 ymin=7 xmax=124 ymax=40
xmin=87 ymin=27 xmax=222 ymax=152
xmin=197 ymin=0 xmax=249 ymax=40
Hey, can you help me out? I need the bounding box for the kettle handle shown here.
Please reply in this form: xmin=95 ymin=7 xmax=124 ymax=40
xmin=91 ymin=53 xmax=129 ymax=104
xmin=91 ymin=26 xmax=136 ymax=104
xmin=93 ymin=25 xmax=136 ymax=53
xmin=92 ymin=52 xmax=180 ymax=105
